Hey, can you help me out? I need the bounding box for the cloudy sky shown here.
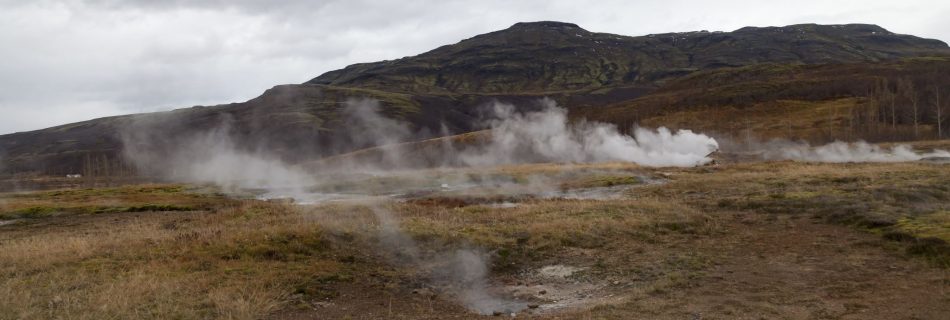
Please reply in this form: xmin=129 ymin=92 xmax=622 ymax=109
xmin=1 ymin=0 xmax=948 ymax=134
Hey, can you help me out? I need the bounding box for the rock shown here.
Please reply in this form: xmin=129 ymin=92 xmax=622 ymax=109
xmin=528 ymin=304 xmax=540 ymax=309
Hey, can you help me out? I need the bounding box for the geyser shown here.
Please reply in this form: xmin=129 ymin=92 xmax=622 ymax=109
xmin=457 ymin=99 xmax=720 ymax=167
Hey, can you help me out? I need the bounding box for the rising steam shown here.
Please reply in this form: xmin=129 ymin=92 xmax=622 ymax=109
xmin=120 ymin=114 xmax=314 ymax=193
xmin=340 ymin=99 xmax=414 ymax=165
xmin=762 ymin=140 xmax=950 ymax=163
xmin=117 ymin=97 xmax=720 ymax=315
xmin=121 ymin=98 xmax=720 ymax=189
xmin=368 ymin=205 xmax=526 ymax=315
xmin=458 ymin=99 xmax=719 ymax=167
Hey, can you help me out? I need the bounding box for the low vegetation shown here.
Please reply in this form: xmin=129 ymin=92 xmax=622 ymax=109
xmin=0 ymin=161 xmax=948 ymax=319
xmin=0 ymin=184 xmax=232 ymax=220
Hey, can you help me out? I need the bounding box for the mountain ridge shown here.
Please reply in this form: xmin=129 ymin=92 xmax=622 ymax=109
xmin=2 ymin=21 xmax=949 ymax=175
xmin=307 ymin=22 xmax=948 ymax=94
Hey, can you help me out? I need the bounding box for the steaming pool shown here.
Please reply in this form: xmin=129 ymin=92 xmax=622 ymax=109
xmin=252 ymin=170 xmax=667 ymax=206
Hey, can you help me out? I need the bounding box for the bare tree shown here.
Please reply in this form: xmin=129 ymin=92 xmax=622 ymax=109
xmin=898 ymin=77 xmax=919 ymax=138
xmin=877 ymin=78 xmax=897 ymax=131
xmin=933 ymin=84 xmax=944 ymax=139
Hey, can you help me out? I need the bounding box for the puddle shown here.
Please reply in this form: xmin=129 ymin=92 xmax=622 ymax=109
xmin=257 ymin=191 xmax=391 ymax=205
xmin=486 ymin=202 xmax=519 ymax=208
xmin=0 ymin=219 xmax=20 ymax=227
xmin=259 ymin=182 xmax=650 ymax=205
xmin=253 ymin=172 xmax=668 ymax=206
xmin=539 ymin=185 xmax=631 ymax=200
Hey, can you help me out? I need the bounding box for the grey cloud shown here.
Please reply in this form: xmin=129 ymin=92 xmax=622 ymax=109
xmin=0 ymin=0 xmax=947 ymax=134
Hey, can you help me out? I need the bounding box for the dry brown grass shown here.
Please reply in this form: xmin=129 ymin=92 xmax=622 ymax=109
xmin=1 ymin=161 xmax=948 ymax=319
xmin=0 ymin=169 xmax=714 ymax=319
xmin=0 ymin=184 xmax=233 ymax=220
xmin=648 ymin=161 xmax=950 ymax=266
xmin=0 ymin=199 xmax=341 ymax=320
xmin=397 ymin=198 xmax=710 ymax=249
xmin=638 ymin=98 xmax=866 ymax=141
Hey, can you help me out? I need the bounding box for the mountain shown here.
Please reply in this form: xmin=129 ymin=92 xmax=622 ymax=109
xmin=1 ymin=22 xmax=948 ymax=176
xmin=308 ymin=22 xmax=947 ymax=94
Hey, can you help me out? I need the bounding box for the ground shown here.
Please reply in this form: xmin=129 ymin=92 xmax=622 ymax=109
xmin=0 ymin=160 xmax=948 ymax=319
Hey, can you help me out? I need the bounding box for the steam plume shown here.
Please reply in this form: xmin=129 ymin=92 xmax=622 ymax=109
xmin=763 ymin=140 xmax=950 ymax=163
xmin=120 ymin=115 xmax=313 ymax=193
xmin=459 ymin=99 xmax=719 ymax=167
xmin=340 ymin=98 xmax=414 ymax=165
xmin=368 ymin=205 xmax=525 ymax=315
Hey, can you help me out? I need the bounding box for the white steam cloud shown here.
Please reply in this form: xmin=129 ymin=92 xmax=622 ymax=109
xmin=763 ymin=141 xmax=950 ymax=163
xmin=457 ymin=99 xmax=719 ymax=167
xmin=166 ymin=130 xmax=312 ymax=189
xmin=120 ymin=116 xmax=314 ymax=194
xmin=117 ymin=98 xmax=719 ymax=315
xmin=121 ymin=98 xmax=721 ymax=190
xmin=340 ymin=98 xmax=414 ymax=164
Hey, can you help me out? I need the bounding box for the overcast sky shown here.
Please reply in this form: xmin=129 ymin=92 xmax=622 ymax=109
xmin=1 ymin=0 xmax=948 ymax=134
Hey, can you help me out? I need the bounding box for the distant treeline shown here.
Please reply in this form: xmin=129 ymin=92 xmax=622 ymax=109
xmin=854 ymin=73 xmax=947 ymax=141
xmin=587 ymin=58 xmax=950 ymax=142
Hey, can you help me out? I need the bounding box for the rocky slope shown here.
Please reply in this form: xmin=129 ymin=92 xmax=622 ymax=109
xmin=309 ymin=22 xmax=948 ymax=93
xmin=1 ymin=22 xmax=948 ymax=175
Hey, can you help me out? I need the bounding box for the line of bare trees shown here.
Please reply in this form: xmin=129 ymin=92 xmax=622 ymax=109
xmin=79 ymin=152 xmax=137 ymax=178
xmin=851 ymin=74 xmax=948 ymax=141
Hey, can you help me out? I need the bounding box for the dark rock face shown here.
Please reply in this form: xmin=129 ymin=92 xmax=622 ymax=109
xmin=1 ymin=22 xmax=948 ymax=175
xmin=307 ymin=22 xmax=948 ymax=94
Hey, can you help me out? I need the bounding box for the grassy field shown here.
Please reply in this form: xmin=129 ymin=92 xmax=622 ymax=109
xmin=0 ymin=161 xmax=948 ymax=319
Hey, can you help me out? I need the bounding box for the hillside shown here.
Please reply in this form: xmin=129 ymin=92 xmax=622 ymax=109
xmin=309 ymin=22 xmax=948 ymax=94
xmin=582 ymin=57 xmax=950 ymax=142
xmin=1 ymin=22 xmax=948 ymax=176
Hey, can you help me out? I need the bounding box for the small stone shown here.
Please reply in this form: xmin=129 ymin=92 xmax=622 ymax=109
xmin=528 ymin=304 xmax=540 ymax=309
xmin=538 ymin=290 xmax=547 ymax=295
